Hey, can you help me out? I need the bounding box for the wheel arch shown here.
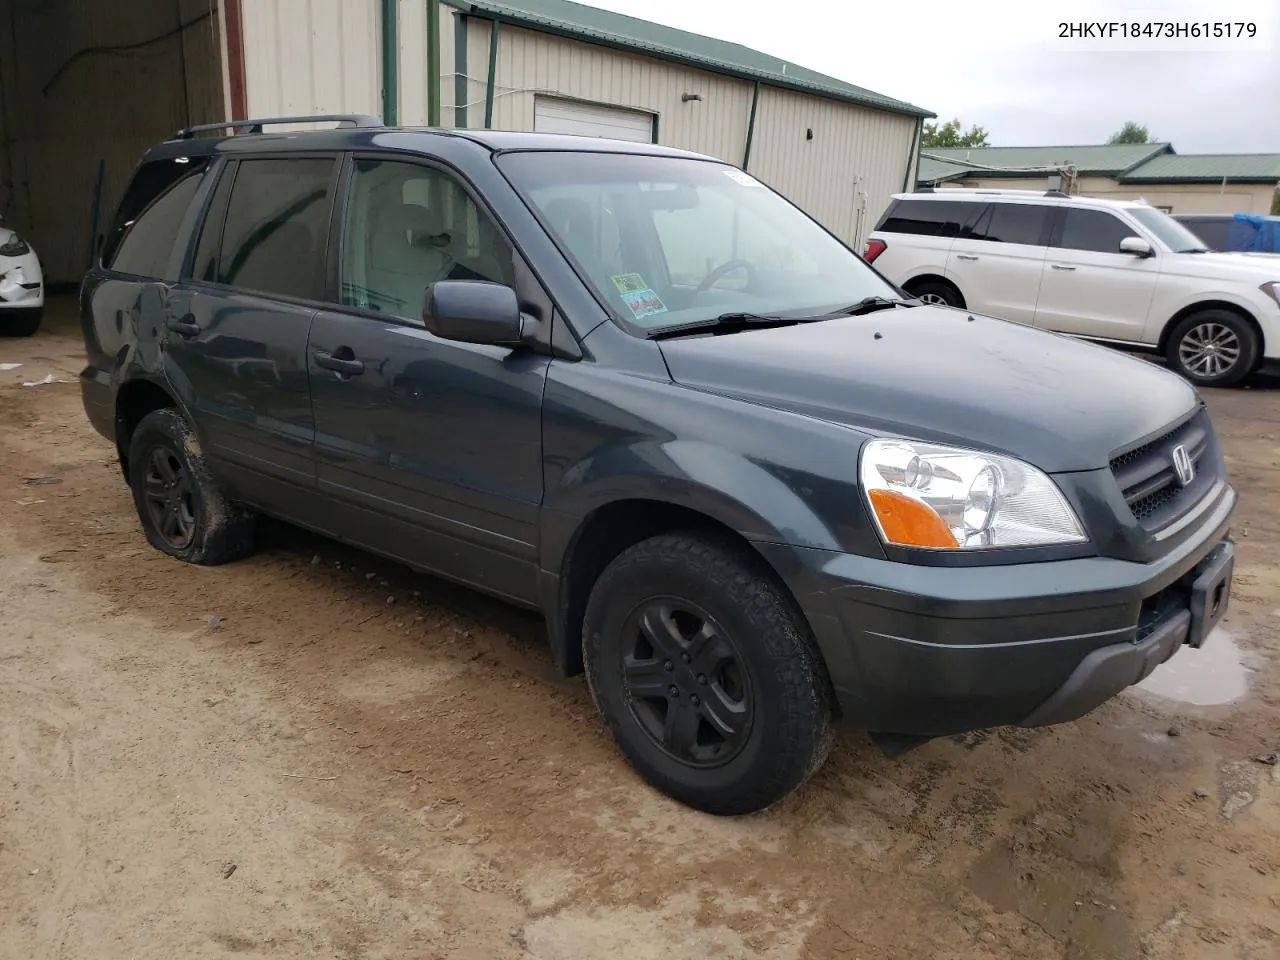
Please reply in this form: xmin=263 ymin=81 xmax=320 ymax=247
xmin=902 ymin=273 xmax=966 ymax=307
xmin=1158 ymin=300 xmax=1265 ymax=358
xmin=542 ymin=488 xmax=837 ymax=681
xmin=114 ymin=377 xmax=180 ymax=477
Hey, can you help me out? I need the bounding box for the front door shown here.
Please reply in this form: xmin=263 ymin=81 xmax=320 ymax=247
xmin=165 ymin=155 xmax=340 ymax=508
xmin=1033 ymin=207 xmax=1161 ymax=342
xmin=308 ymin=156 xmax=550 ymax=603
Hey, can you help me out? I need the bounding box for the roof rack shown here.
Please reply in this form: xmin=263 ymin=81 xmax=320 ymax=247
xmin=172 ymin=114 xmax=383 ymax=140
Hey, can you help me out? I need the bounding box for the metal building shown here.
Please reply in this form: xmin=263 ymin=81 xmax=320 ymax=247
xmin=0 ymin=0 xmax=930 ymax=284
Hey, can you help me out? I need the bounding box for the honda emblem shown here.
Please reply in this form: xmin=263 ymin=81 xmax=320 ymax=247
xmin=1171 ymin=444 xmax=1195 ymax=486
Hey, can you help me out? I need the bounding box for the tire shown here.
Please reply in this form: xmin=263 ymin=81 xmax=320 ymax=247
xmin=904 ymin=278 xmax=963 ymax=308
xmin=583 ymin=532 xmax=833 ymax=816
xmin=126 ymin=408 xmax=257 ymax=565
xmin=1165 ymin=309 xmax=1259 ymax=388
xmin=0 ymin=307 xmax=42 ymax=337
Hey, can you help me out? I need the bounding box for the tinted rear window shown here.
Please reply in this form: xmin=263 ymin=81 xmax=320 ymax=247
xmin=970 ymin=203 xmax=1050 ymax=246
xmin=1055 ymin=209 xmax=1139 ymax=253
xmin=215 ymin=158 xmax=336 ymax=301
xmin=877 ymin=199 xmax=980 ymax=238
xmin=103 ymin=158 xmax=209 ymax=278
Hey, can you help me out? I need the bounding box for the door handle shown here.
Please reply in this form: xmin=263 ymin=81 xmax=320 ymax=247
xmin=955 ymin=254 xmax=979 ymax=261
xmin=314 ymin=349 xmax=365 ymax=376
xmin=1051 ymin=264 xmax=1077 ymax=271
xmin=166 ymin=315 xmax=201 ymax=337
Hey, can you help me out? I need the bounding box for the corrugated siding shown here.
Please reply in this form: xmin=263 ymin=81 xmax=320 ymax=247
xmin=0 ymin=0 xmax=223 ymax=283
xmin=474 ymin=22 xmax=754 ymax=163
xmin=241 ymin=0 xmax=381 ymax=119
xmin=748 ymin=86 xmax=916 ymax=247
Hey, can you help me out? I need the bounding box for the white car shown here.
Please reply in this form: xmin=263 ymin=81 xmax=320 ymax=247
xmin=864 ymin=189 xmax=1280 ymax=387
xmin=0 ymin=219 xmax=44 ymax=337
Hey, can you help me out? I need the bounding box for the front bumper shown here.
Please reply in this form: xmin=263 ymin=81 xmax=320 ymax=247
xmin=755 ymin=482 xmax=1236 ymax=737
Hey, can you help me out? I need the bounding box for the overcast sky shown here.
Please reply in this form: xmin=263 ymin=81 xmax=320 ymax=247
xmin=587 ymin=0 xmax=1280 ymax=152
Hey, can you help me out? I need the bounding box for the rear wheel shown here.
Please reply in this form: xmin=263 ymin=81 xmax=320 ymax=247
xmin=0 ymin=307 xmax=42 ymax=337
xmin=1166 ymin=309 xmax=1259 ymax=388
xmin=904 ymin=278 xmax=963 ymax=308
xmin=583 ymin=532 xmax=832 ymax=815
xmin=126 ymin=408 xmax=257 ymax=565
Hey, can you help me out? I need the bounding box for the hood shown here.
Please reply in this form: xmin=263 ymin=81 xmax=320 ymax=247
xmin=1165 ymin=250 xmax=1280 ymax=280
xmin=658 ymin=306 xmax=1199 ymax=473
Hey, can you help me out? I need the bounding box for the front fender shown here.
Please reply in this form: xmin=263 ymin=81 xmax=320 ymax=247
xmin=540 ymin=437 xmax=873 ymax=576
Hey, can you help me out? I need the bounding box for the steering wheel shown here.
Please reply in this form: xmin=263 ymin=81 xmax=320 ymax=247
xmin=695 ymin=258 xmax=756 ymax=294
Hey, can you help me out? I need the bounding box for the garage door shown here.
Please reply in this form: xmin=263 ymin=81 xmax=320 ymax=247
xmin=533 ymin=97 xmax=654 ymax=142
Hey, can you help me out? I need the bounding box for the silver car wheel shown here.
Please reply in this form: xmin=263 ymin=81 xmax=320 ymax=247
xmin=1178 ymin=322 xmax=1241 ymax=379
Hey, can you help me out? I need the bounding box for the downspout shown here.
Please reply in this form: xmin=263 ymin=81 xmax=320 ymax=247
xmin=381 ymin=0 xmax=398 ymax=125
xmin=453 ymin=12 xmax=468 ymax=127
xmin=484 ymin=18 xmax=500 ymax=128
xmin=224 ymin=0 xmax=248 ymax=119
xmin=426 ymin=0 xmax=440 ymax=125
xmin=741 ymin=80 xmax=760 ymax=169
xmin=902 ymin=116 xmax=922 ymax=191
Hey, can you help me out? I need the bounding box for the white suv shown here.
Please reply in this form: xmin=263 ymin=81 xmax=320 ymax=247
xmin=865 ymin=189 xmax=1280 ymax=387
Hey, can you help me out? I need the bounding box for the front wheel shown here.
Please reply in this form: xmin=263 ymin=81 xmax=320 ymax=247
xmin=0 ymin=307 xmax=42 ymax=337
xmin=1166 ymin=309 xmax=1259 ymax=388
xmin=583 ymin=533 xmax=833 ymax=815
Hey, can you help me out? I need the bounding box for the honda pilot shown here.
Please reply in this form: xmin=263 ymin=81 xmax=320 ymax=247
xmin=80 ymin=117 xmax=1236 ymax=815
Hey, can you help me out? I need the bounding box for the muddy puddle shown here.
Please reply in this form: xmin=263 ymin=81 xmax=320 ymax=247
xmin=1136 ymin=626 xmax=1253 ymax=706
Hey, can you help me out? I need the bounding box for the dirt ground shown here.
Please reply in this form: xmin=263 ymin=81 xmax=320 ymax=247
xmin=2 ymin=299 xmax=1278 ymax=960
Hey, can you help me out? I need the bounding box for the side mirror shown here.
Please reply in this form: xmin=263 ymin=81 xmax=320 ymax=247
xmin=423 ymin=280 xmax=524 ymax=346
xmin=1120 ymin=236 xmax=1154 ymax=258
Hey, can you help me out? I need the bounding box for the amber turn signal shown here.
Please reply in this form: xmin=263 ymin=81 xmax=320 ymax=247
xmin=867 ymin=489 xmax=958 ymax=549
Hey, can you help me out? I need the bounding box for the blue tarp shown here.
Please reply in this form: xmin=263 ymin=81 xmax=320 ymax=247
xmin=1227 ymin=214 xmax=1280 ymax=253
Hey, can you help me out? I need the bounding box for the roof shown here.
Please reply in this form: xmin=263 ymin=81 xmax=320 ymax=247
xmin=1121 ymin=153 xmax=1280 ymax=184
xmin=440 ymin=0 xmax=932 ymax=118
xmin=917 ymin=143 xmax=1171 ymax=184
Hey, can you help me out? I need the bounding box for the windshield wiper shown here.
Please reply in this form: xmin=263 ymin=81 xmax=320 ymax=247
xmin=647 ymin=312 xmax=798 ymax=340
xmin=836 ymin=296 xmax=917 ymax=317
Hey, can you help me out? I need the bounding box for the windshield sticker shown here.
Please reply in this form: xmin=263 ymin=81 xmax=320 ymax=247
xmin=723 ymin=168 xmax=763 ymax=188
xmin=611 ymin=273 xmax=668 ymax=320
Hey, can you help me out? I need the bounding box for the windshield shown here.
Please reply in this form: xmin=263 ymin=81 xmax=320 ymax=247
xmin=498 ymin=152 xmax=900 ymax=332
xmin=1127 ymin=205 xmax=1209 ymax=253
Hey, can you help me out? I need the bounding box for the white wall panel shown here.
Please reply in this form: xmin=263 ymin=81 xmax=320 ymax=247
xmin=749 ymin=85 xmax=916 ymax=247
xmin=241 ymin=0 xmax=380 ymax=120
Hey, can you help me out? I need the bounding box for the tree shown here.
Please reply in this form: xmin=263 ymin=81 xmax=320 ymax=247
xmin=1271 ymin=188 xmax=1279 ymax=216
xmin=921 ymin=118 xmax=990 ymax=149
xmin=1108 ymin=122 xmax=1152 ymax=144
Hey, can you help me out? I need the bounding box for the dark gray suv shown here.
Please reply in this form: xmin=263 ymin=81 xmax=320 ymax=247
xmin=80 ymin=116 xmax=1236 ymax=815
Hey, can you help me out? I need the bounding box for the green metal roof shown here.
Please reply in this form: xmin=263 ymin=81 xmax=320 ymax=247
xmin=441 ymin=0 xmax=933 ymax=118
xmin=1121 ymin=153 xmax=1280 ymax=184
xmin=918 ymin=143 xmax=1171 ymax=183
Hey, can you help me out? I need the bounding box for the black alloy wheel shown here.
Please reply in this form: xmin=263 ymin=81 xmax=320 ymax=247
xmin=619 ymin=598 xmax=752 ymax=767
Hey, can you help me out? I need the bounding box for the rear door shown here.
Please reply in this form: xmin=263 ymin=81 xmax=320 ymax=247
xmin=945 ymin=200 xmax=1052 ymax=325
xmin=306 ymin=154 xmax=550 ymax=604
xmin=1033 ymin=207 xmax=1160 ymax=342
xmin=167 ymin=155 xmax=340 ymax=510
xmin=870 ymin=197 xmax=973 ymax=288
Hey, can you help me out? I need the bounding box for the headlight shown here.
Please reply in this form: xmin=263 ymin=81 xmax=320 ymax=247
xmin=0 ymin=236 xmax=30 ymax=258
xmin=859 ymin=439 xmax=1086 ymax=550
xmin=1261 ymin=281 xmax=1280 ymax=308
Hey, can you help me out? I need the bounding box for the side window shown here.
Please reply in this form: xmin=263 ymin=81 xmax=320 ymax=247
xmin=971 ymin=203 xmax=1050 ymax=245
xmin=190 ymin=164 xmax=235 ymax=282
xmin=217 ymin=158 xmax=336 ymax=301
xmin=1056 ymin=209 xmax=1139 ymax=254
xmin=104 ymin=158 xmax=210 ymax=279
xmin=878 ymin=199 xmax=978 ymax=238
xmin=341 ymin=158 xmax=515 ymax=320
